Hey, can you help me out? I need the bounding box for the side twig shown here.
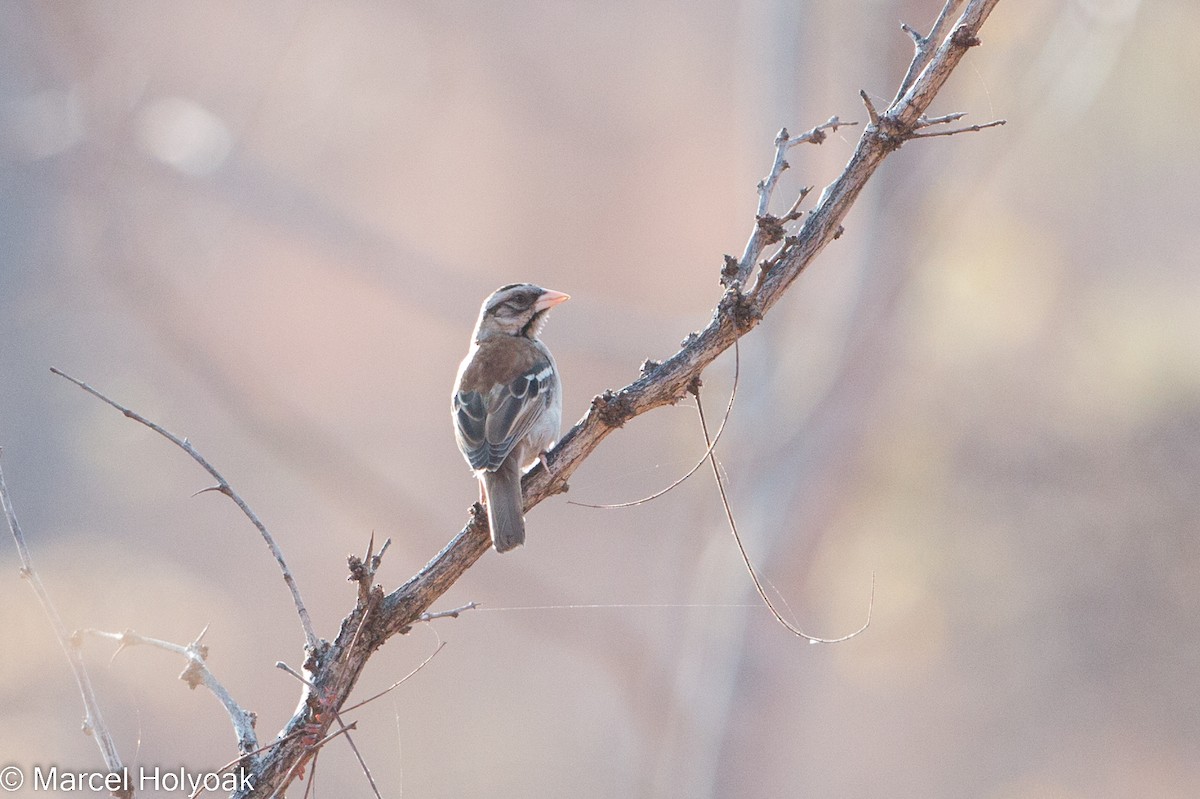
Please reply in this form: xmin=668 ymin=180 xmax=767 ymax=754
xmin=732 ymin=117 xmax=858 ymax=289
xmin=79 ymin=626 xmax=259 ymax=753
xmin=49 ymin=368 xmax=318 ymax=651
xmin=894 ymin=0 xmax=967 ymax=104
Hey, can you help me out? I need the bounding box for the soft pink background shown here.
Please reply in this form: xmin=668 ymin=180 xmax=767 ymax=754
xmin=2 ymin=2 xmax=1196 ymax=796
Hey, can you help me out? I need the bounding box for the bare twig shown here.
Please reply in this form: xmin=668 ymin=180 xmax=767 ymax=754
xmin=894 ymin=0 xmax=968 ymax=104
xmin=418 ymin=602 xmax=478 ymax=622
xmin=50 ymin=367 xmax=319 ymax=650
xmin=341 ymin=640 xmax=447 ymax=714
xmin=568 ymin=342 xmax=739 ymax=509
xmin=79 ymin=626 xmax=258 ymax=753
xmin=733 ymin=117 xmax=857 ymax=288
xmin=908 ymin=118 xmax=1007 ymax=138
xmin=692 ymin=365 xmax=874 ymax=644
xmin=0 ymin=456 xmax=130 ymax=798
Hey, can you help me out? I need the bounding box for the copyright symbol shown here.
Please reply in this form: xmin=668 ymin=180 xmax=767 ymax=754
xmin=0 ymin=766 xmax=22 ymax=791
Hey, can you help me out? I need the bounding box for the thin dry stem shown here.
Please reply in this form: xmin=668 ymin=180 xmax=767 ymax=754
xmin=0 ymin=456 xmax=129 ymax=797
xmin=568 ymin=343 xmax=739 ymax=509
xmin=693 ymin=367 xmax=873 ymax=643
xmin=50 ymin=367 xmax=318 ymax=650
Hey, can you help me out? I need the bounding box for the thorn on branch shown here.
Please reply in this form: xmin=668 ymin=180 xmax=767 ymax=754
xmin=639 ymin=359 xmax=661 ymax=379
xmin=859 ymin=90 xmax=881 ymax=127
xmin=833 ymin=225 xmax=845 ymax=240
xmin=901 ymin=22 xmax=924 ymax=45
xmin=419 ymin=601 xmax=479 ymax=622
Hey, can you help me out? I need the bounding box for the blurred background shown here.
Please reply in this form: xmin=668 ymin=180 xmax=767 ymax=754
xmin=2 ymin=0 xmax=1197 ymax=796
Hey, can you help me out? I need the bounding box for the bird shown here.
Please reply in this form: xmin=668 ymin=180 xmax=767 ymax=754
xmin=452 ymin=283 xmax=570 ymax=552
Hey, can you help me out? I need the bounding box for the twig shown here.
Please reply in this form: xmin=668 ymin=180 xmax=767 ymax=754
xmin=0 ymin=456 xmax=130 ymax=798
xmin=50 ymin=367 xmax=319 ymax=650
xmin=692 ymin=363 xmax=874 ymax=643
xmin=568 ymin=341 xmax=739 ymax=509
xmin=733 ymin=117 xmax=857 ymax=288
xmin=301 ymin=751 xmax=319 ymax=799
xmin=908 ymin=118 xmax=1006 ymax=138
xmin=893 ymin=0 xmax=968 ymax=104
xmin=418 ymin=602 xmax=478 ymax=622
xmin=79 ymin=626 xmax=258 ymax=753
xmin=341 ymin=640 xmax=447 ymax=714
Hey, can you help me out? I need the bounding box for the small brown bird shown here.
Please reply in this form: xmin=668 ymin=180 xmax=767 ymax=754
xmin=452 ymin=284 xmax=569 ymax=552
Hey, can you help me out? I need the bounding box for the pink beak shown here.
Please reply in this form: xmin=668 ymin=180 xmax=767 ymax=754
xmin=534 ymin=289 xmax=571 ymax=312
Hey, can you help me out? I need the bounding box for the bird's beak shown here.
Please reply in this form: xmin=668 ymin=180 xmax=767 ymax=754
xmin=534 ymin=289 xmax=571 ymax=312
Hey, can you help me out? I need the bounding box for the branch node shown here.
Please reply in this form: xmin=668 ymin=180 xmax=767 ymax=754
xmin=755 ymin=214 xmax=786 ymax=246
xmin=592 ymin=390 xmax=635 ymax=428
xmin=720 ymin=288 xmax=762 ymax=333
xmin=179 ymin=660 xmax=205 ymax=690
xmin=951 ymin=26 xmax=981 ymax=48
xmin=720 ymin=254 xmax=740 ymax=288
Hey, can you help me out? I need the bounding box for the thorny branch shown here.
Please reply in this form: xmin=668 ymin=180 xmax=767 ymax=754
xmin=233 ymin=3 xmax=1003 ymax=795
xmin=4 ymin=2 xmax=1004 ymax=796
xmin=78 ymin=626 xmax=259 ymax=754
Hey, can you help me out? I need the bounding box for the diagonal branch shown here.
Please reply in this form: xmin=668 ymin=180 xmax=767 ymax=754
xmin=236 ymin=1 xmax=1004 ymax=795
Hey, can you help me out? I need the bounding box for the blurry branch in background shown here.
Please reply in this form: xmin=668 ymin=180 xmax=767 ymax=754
xmin=49 ymin=368 xmax=318 ymax=651
xmin=0 ymin=456 xmax=131 ymax=799
xmin=0 ymin=1 xmax=1004 ymax=796
xmin=78 ymin=626 xmax=259 ymax=756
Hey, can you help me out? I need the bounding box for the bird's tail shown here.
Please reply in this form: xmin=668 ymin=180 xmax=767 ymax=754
xmin=482 ymin=457 xmax=525 ymax=552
